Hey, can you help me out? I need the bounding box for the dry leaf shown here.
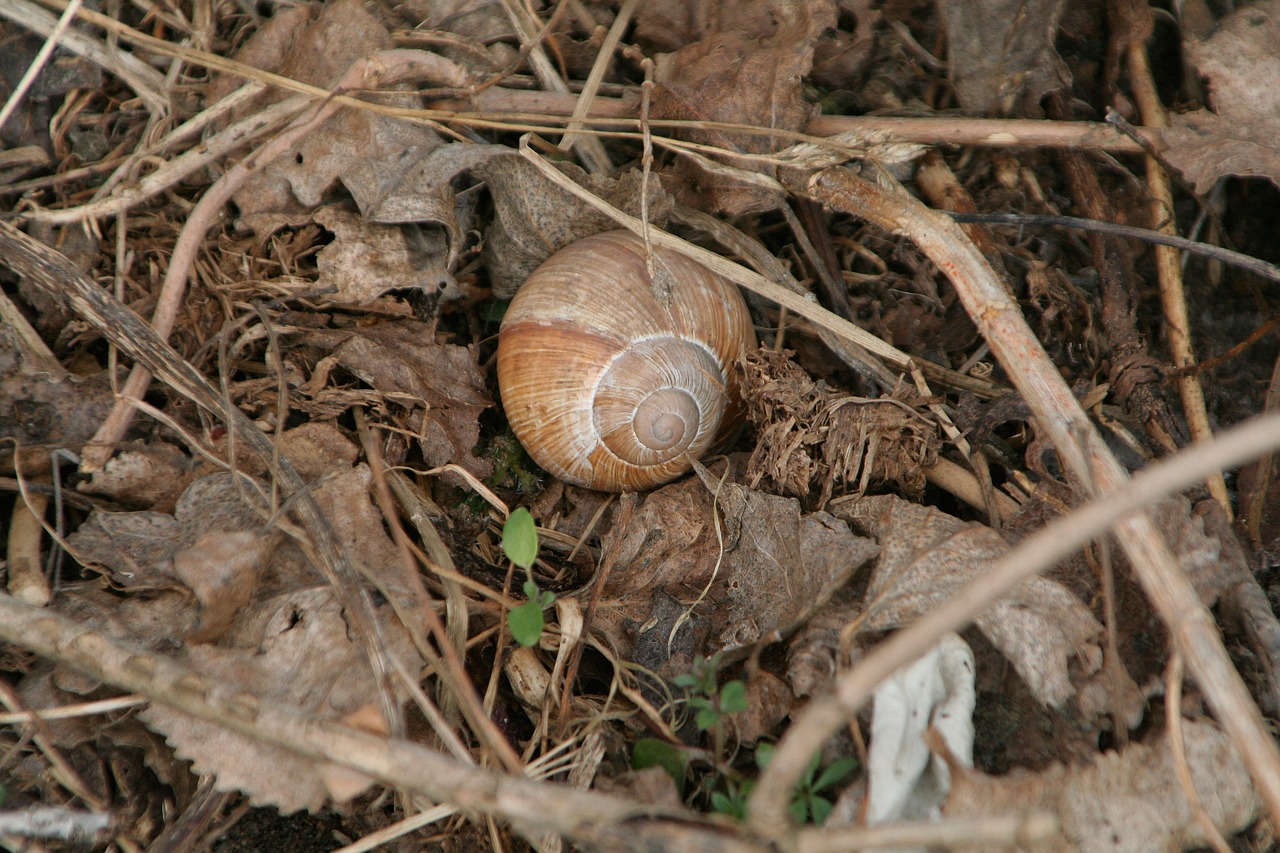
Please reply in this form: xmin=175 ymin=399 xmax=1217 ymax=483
xmin=835 ymin=494 xmax=1102 ymax=707
xmin=734 ymin=669 xmax=793 ymax=744
xmin=313 ymin=204 xmax=454 ymax=304
xmin=271 ymin=422 xmax=360 ymax=482
xmin=67 ymin=473 xmax=271 ymax=594
xmin=593 ymin=467 xmax=878 ymax=673
xmin=1164 ymin=0 xmax=1280 ymax=191
xmin=76 ymin=442 xmax=196 ymax=512
xmin=0 ymin=322 xmax=116 ymax=455
xmin=785 ymin=587 xmax=858 ymax=698
xmin=172 ymin=531 xmax=270 ymax=643
xmin=479 ymin=157 xmax=672 ymax=298
xmin=400 ymin=0 xmax=516 ymax=69
xmin=942 ymin=0 xmax=1070 ymax=116
xmin=141 ymin=587 xmax=421 ymax=813
xmin=650 ymin=0 xmax=837 ymax=216
xmin=323 ymin=322 xmax=493 ymax=479
xmin=944 ymin=720 xmax=1259 ymax=852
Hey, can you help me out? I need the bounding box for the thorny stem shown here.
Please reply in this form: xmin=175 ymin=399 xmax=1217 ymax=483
xmin=746 ymin=165 xmax=1280 ymax=837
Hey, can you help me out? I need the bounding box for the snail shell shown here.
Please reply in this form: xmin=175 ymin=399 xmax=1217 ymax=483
xmin=497 ymin=230 xmax=755 ymax=492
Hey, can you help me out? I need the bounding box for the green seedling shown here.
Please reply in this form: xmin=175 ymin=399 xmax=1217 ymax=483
xmin=673 ymin=655 xmax=748 ymax=733
xmin=501 ymin=507 xmax=554 ymax=646
xmin=755 ymin=742 xmax=859 ymax=826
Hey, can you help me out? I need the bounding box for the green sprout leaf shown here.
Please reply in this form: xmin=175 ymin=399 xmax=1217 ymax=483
xmin=695 ymin=706 xmax=722 ymax=732
xmin=718 ymin=680 xmax=748 ymax=714
xmin=711 ymin=789 xmax=748 ymax=822
xmin=501 ymin=507 xmax=538 ymax=569
xmin=632 ymin=738 xmax=688 ymax=789
xmin=811 ymin=757 xmax=859 ymax=794
xmin=509 ymin=580 xmax=555 ymax=646
xmin=508 ymin=599 xmax=545 ymax=647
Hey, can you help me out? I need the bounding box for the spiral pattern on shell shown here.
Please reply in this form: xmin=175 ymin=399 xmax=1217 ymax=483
xmin=497 ymin=230 xmax=755 ymax=492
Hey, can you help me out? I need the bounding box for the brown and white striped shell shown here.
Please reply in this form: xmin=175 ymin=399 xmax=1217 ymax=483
xmin=497 ymin=230 xmax=754 ymax=491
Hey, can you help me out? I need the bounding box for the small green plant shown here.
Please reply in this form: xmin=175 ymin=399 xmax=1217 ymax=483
xmin=634 ymin=657 xmax=858 ymax=825
xmin=709 ymin=779 xmax=752 ymax=822
xmin=631 ymin=738 xmax=690 ymax=793
xmin=501 ymin=507 xmax=554 ymax=647
xmin=755 ymin=743 xmax=859 ymax=826
xmin=673 ymin=655 xmax=748 ymax=733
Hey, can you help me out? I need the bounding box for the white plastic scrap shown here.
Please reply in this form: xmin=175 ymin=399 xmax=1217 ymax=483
xmin=866 ymin=632 xmax=976 ymax=826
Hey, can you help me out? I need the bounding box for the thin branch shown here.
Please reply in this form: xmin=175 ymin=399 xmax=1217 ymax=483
xmin=945 ymin=212 xmax=1280 ymax=285
xmin=1125 ymin=36 xmax=1232 ymax=518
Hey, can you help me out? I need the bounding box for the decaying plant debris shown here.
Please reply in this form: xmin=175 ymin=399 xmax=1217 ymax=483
xmin=3 ymin=0 xmax=1280 ymax=851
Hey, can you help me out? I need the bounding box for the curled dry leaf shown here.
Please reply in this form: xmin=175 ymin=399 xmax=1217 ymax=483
xmin=650 ymin=0 xmax=837 ymax=216
xmin=943 ymin=720 xmax=1259 ymax=852
xmin=212 ymin=0 xmax=487 ymax=294
xmin=141 ymin=587 xmax=422 ymax=813
xmin=55 ymin=429 xmax=412 ymax=809
xmin=479 ymin=157 xmax=673 ymax=298
xmin=741 ymin=348 xmax=940 ymax=506
xmin=785 ymin=586 xmax=859 ymax=698
xmin=1164 ymin=0 xmax=1280 ymax=191
xmin=593 ymin=466 xmax=878 ymax=675
xmin=834 ymin=494 xmax=1102 ymax=707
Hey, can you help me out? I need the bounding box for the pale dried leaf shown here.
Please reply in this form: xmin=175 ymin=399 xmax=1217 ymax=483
xmin=1164 ymin=0 xmax=1280 ymax=191
xmin=944 ymin=720 xmax=1259 ymax=852
xmin=942 ymin=0 xmax=1070 ymax=116
xmin=594 ymin=767 xmax=684 ymax=813
xmin=66 ymin=472 xmax=271 ymax=594
xmin=314 ymin=205 xmax=453 ymax=303
xmin=0 ymin=324 xmax=116 ymax=452
xmin=835 ymin=494 xmax=1102 ymax=707
xmin=273 ymin=422 xmax=360 ymax=482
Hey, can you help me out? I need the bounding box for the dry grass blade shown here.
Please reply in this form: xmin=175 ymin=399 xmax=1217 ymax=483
xmin=0 ymin=0 xmax=83 ymax=134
